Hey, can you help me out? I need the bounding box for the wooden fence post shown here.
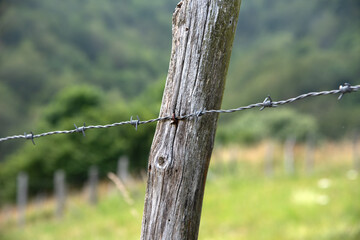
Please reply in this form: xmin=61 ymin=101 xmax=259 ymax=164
xmin=264 ymin=141 xmax=274 ymax=177
xmin=117 ymin=156 xmax=129 ymax=182
xmin=284 ymin=137 xmax=296 ymax=175
xmin=88 ymin=166 xmax=98 ymax=205
xmin=54 ymin=170 xmax=66 ymax=218
xmin=353 ymin=131 xmax=359 ymax=171
xmin=1 ymin=205 xmax=11 ymax=225
xmin=305 ymin=135 xmax=315 ymax=175
xmin=17 ymin=172 xmax=28 ymax=227
xmin=35 ymin=193 xmax=46 ymax=215
xmin=141 ymin=1 xmax=242 ymax=239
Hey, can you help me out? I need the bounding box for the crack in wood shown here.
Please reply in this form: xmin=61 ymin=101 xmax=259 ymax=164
xmin=141 ymin=0 xmax=241 ymax=239
xmin=191 ymin=0 xmax=211 ymax=103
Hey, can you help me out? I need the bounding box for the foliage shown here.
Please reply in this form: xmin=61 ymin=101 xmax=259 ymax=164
xmin=0 ymin=0 xmax=358 ymax=151
xmin=224 ymin=0 xmax=360 ymax=138
xmin=0 ymin=0 xmax=177 ymax=159
xmin=0 ymin=85 xmax=160 ymax=203
xmin=0 ymin=0 xmax=359 ymax=203
xmin=216 ymin=108 xmax=318 ymax=144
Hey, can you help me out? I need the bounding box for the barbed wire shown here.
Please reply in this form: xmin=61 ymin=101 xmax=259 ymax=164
xmin=0 ymin=83 xmax=359 ymax=144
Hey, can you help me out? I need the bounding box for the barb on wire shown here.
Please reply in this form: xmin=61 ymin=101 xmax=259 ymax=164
xmin=130 ymin=116 xmax=140 ymax=131
xmin=74 ymin=123 xmax=86 ymax=137
xmin=0 ymin=84 xmax=359 ymax=144
xmin=24 ymin=132 xmax=35 ymax=145
xmin=195 ymin=108 xmax=205 ymax=122
xmin=260 ymin=95 xmax=275 ymax=111
xmin=338 ymin=83 xmax=352 ymax=100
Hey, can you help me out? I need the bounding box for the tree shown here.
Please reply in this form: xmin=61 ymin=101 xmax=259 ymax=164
xmin=140 ymin=0 xmax=242 ymax=239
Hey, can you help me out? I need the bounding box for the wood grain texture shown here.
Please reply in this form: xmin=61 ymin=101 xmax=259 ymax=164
xmin=141 ymin=0 xmax=241 ymax=239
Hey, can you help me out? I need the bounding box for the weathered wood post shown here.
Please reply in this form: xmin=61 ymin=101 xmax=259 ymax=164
xmin=35 ymin=193 xmax=46 ymax=212
xmin=141 ymin=0 xmax=241 ymax=239
xmin=1 ymin=205 xmax=11 ymax=225
xmin=54 ymin=170 xmax=66 ymax=219
xmin=284 ymin=136 xmax=296 ymax=175
xmin=305 ymin=135 xmax=315 ymax=175
xmin=16 ymin=172 xmax=28 ymax=227
xmin=353 ymin=131 xmax=359 ymax=171
xmin=264 ymin=141 xmax=275 ymax=177
xmin=117 ymin=156 xmax=129 ymax=182
xmin=88 ymin=166 xmax=98 ymax=205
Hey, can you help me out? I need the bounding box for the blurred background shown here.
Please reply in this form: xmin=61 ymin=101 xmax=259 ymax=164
xmin=0 ymin=0 xmax=359 ymax=239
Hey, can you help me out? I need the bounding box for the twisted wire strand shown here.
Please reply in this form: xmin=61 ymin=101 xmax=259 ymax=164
xmin=0 ymin=84 xmax=359 ymax=143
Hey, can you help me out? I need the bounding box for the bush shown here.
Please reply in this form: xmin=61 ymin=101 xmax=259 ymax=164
xmin=216 ymin=108 xmax=318 ymax=144
xmin=0 ymin=85 xmax=157 ymax=204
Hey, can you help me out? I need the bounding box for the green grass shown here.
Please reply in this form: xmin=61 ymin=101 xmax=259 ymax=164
xmin=200 ymin=162 xmax=360 ymax=240
xmin=1 ymin=162 xmax=359 ymax=240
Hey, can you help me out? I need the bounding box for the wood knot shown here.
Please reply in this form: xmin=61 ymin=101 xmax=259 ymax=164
xmin=154 ymin=155 xmax=171 ymax=170
xmin=157 ymin=156 xmax=165 ymax=166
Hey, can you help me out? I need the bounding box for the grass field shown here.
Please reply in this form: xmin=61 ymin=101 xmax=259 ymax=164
xmin=1 ymin=142 xmax=359 ymax=239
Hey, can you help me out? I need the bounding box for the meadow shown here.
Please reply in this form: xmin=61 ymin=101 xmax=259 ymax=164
xmin=0 ymin=141 xmax=359 ymax=240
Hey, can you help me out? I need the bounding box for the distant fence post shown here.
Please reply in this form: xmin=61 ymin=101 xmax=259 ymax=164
xmin=305 ymin=135 xmax=315 ymax=175
xmin=264 ymin=141 xmax=275 ymax=177
xmin=88 ymin=166 xmax=98 ymax=205
xmin=117 ymin=156 xmax=129 ymax=182
xmin=17 ymin=172 xmax=28 ymax=227
xmin=353 ymin=131 xmax=359 ymax=171
xmin=54 ymin=170 xmax=66 ymax=218
xmin=35 ymin=193 xmax=46 ymax=214
xmin=284 ymin=137 xmax=296 ymax=175
xmin=228 ymin=147 xmax=238 ymax=174
xmin=1 ymin=205 xmax=11 ymax=225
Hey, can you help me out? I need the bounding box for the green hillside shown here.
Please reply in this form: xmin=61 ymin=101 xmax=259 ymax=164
xmin=0 ymin=0 xmax=359 ymax=203
xmin=223 ymin=0 xmax=360 ymax=139
xmin=0 ymin=0 xmax=176 ymax=147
